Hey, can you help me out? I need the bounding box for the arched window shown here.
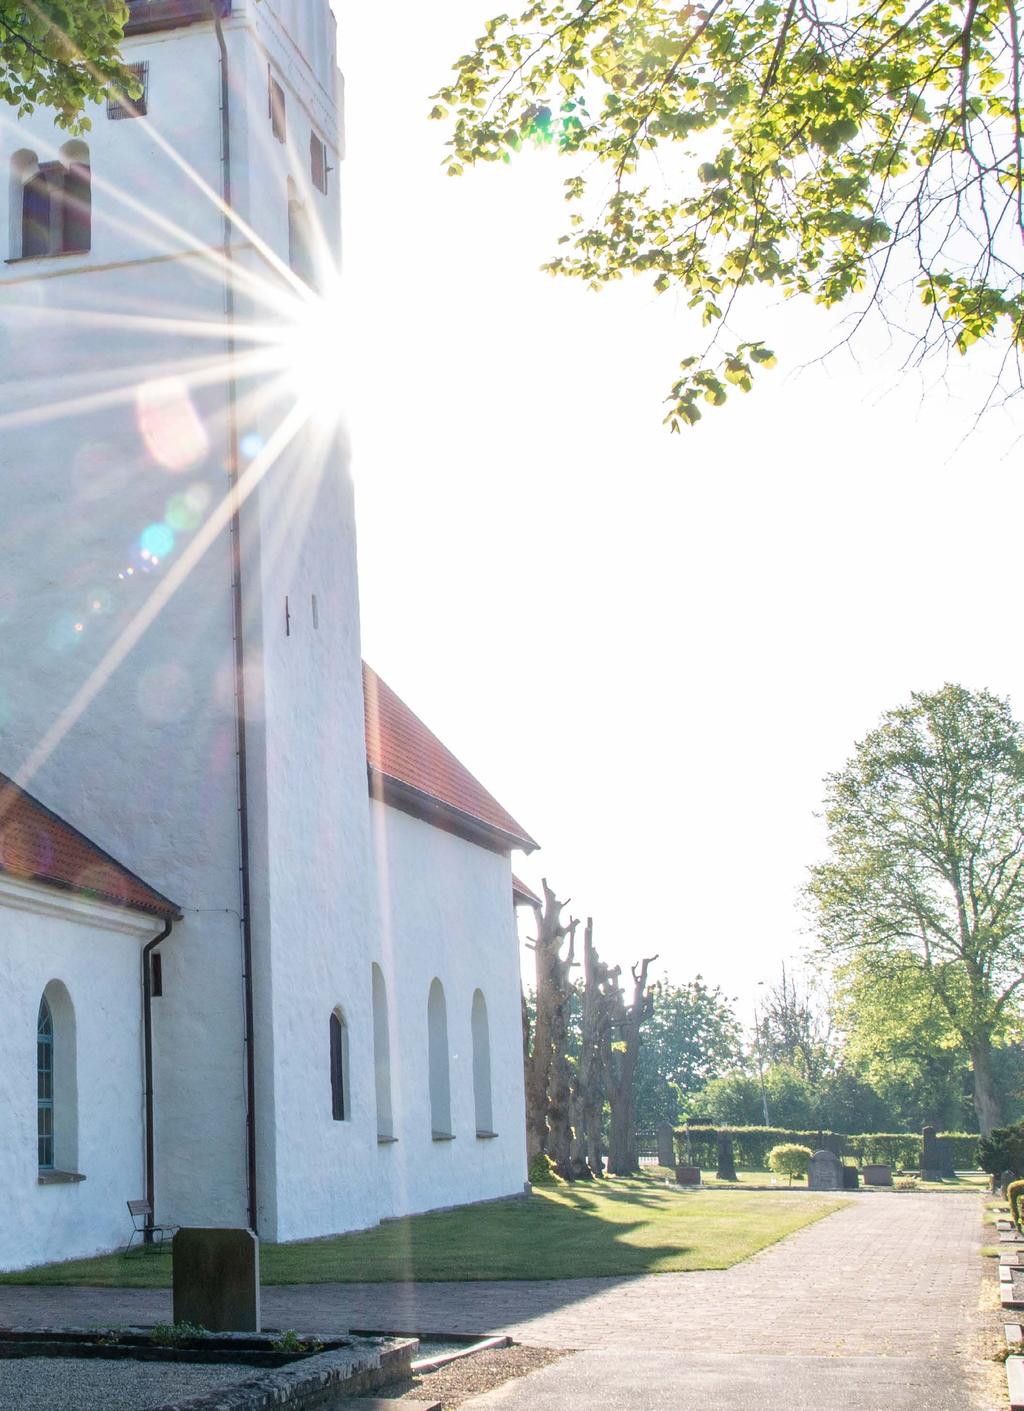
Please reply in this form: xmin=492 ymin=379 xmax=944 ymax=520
xmin=37 ymin=997 xmax=53 ymax=1169
xmin=329 ymin=1009 xmax=350 ymax=1121
xmin=37 ymin=981 xmax=77 ymax=1172
xmin=471 ymin=989 xmax=494 ymax=1137
xmin=12 ymin=143 xmax=90 ymax=261
xmin=371 ymin=964 xmax=393 ymax=1140
xmin=427 ymin=978 xmax=452 ymax=1139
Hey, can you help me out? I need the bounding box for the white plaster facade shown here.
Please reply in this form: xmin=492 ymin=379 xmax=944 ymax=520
xmin=0 ymin=878 xmax=157 ymax=1271
xmin=0 ymin=0 xmax=531 ymax=1271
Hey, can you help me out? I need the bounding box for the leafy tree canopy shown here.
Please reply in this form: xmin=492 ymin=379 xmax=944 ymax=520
xmin=434 ymin=0 xmax=1024 ymax=428
xmin=633 ymin=975 xmax=743 ymax=1127
xmin=0 ymin=2 xmax=135 ymax=131
xmin=808 ymin=684 xmax=1024 ymax=1134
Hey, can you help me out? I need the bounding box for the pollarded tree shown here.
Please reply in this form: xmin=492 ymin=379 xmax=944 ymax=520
xmin=433 ymin=0 xmax=1024 ymax=428
xmin=0 ymin=2 xmax=137 ymax=130
xmin=808 ymin=684 xmax=1024 ymax=1135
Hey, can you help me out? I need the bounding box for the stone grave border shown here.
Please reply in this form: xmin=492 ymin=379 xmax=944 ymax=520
xmin=0 ymin=1328 xmax=416 ymax=1411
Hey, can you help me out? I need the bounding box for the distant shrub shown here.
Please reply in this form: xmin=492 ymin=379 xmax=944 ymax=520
xmin=1008 ymin=1179 xmax=1024 ymax=1231
xmin=979 ymin=1123 xmax=1024 ymax=1180
xmin=528 ymin=1153 xmax=564 ymax=1187
xmin=893 ymin=1177 xmax=919 ymax=1192
xmin=767 ymin=1143 xmax=813 ymax=1185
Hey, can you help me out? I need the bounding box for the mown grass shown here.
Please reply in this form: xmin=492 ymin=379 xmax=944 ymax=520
xmin=0 ymin=1177 xmax=845 ymax=1288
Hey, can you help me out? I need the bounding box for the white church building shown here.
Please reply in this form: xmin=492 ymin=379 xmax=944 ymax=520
xmin=0 ymin=0 xmax=537 ymax=1272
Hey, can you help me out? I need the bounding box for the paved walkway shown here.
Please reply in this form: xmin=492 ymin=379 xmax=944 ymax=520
xmin=0 ymin=1192 xmax=992 ymax=1409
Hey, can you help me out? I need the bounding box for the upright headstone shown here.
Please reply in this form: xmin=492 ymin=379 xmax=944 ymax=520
xmin=657 ymin=1124 xmax=676 ymax=1170
xmin=675 ymin=1164 xmax=701 ymax=1187
xmin=807 ymin=1149 xmax=844 ymax=1191
xmin=862 ymin=1163 xmax=893 ymax=1186
xmin=716 ymin=1130 xmax=737 ymax=1182
xmin=172 ymin=1228 xmax=260 ymax=1332
xmin=921 ymin=1125 xmax=942 ymax=1182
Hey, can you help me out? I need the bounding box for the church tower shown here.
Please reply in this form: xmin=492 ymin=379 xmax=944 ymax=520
xmin=0 ymin=0 xmax=375 ymax=1238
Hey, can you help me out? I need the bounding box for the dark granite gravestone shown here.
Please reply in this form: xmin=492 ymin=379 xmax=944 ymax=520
xmin=172 ymin=1227 xmax=260 ymax=1332
xmin=675 ymin=1164 xmax=701 ymax=1186
xmin=862 ymin=1163 xmax=893 ymax=1186
xmin=921 ymin=1124 xmax=943 ymax=1181
xmin=842 ymin=1163 xmax=860 ymax=1190
xmin=716 ymin=1130 xmax=737 ymax=1182
xmin=807 ymin=1149 xmax=844 ymax=1191
xmin=657 ymin=1124 xmax=676 ymax=1170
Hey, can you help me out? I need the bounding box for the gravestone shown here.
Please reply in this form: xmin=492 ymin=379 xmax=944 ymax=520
xmin=657 ymin=1124 xmax=676 ymax=1170
xmin=716 ymin=1130 xmax=737 ymax=1182
xmin=173 ymin=1227 xmax=260 ymax=1332
xmin=675 ymin=1164 xmax=701 ymax=1187
xmin=807 ymin=1149 xmax=844 ymax=1191
xmin=841 ymin=1163 xmax=860 ymax=1190
xmin=921 ymin=1124 xmax=943 ymax=1182
xmin=862 ymin=1163 xmax=893 ymax=1186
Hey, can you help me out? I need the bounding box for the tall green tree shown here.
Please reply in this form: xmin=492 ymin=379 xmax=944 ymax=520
xmin=634 ymin=975 xmax=742 ymax=1127
xmin=434 ymin=0 xmax=1024 ymax=428
xmin=0 ymin=2 xmax=134 ymax=131
xmin=808 ymin=684 xmax=1024 ymax=1134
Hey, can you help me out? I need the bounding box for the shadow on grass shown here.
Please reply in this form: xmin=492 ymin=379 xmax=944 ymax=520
xmin=0 ymin=1176 xmax=843 ymax=1293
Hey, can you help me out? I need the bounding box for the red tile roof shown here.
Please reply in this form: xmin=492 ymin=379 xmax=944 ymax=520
xmin=512 ymin=874 xmax=541 ymax=906
xmin=363 ymin=664 xmax=538 ymax=854
xmin=0 ymin=772 xmax=180 ymax=920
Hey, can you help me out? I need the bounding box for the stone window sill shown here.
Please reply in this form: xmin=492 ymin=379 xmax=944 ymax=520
xmin=377 ymin=1135 xmax=398 ymax=1145
xmin=6 ymin=249 xmax=89 ymax=265
xmin=431 ymin=1132 xmax=456 ymax=1142
xmin=476 ymin=1130 xmax=499 ymax=1140
xmin=38 ymin=1169 xmax=86 ymax=1185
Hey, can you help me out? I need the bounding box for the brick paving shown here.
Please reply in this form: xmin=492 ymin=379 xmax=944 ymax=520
xmin=0 ymin=1192 xmax=992 ymax=1408
xmin=0 ymin=1193 xmax=983 ymax=1352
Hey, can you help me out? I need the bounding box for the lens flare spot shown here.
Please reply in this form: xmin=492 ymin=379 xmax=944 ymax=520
xmin=47 ymin=614 xmax=84 ymax=653
xmin=135 ymin=377 xmax=210 ymax=472
xmin=89 ymin=588 xmax=112 ymax=614
xmin=165 ymin=492 xmax=203 ymax=533
xmin=141 ymin=522 xmax=175 ymax=559
xmin=240 ymin=432 xmax=264 ymax=460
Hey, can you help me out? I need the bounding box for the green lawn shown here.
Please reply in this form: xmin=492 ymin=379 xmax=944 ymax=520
xmin=0 ymin=1177 xmax=845 ymax=1287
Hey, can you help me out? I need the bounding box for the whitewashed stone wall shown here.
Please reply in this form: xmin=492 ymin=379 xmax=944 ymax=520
xmin=0 ymin=879 xmax=156 ymax=1271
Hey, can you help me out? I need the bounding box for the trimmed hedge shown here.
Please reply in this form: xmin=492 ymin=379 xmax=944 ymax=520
xmin=674 ymin=1125 xmax=981 ymax=1171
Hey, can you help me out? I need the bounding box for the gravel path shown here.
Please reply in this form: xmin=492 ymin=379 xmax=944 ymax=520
xmin=0 ymin=1356 xmax=254 ymax=1411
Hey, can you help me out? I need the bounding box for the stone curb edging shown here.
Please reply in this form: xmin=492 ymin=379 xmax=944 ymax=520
xmin=142 ymin=1338 xmax=417 ymax=1411
xmin=1003 ymin=1322 xmax=1024 ymax=1409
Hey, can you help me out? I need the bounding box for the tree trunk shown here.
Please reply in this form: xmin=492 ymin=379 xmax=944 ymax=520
xmin=971 ymin=1037 xmax=1003 ymax=1136
xmin=546 ymin=918 xmax=578 ymax=1180
xmin=577 ymin=918 xmax=607 ymax=1177
xmin=523 ymin=881 xmax=574 ymax=1166
xmin=602 ymin=954 xmax=657 ymax=1177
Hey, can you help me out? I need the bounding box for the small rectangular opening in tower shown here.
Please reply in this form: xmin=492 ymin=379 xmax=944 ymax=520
xmin=269 ymin=71 xmax=287 ymax=143
xmin=311 ymin=594 xmax=319 ymax=628
xmin=285 ymin=595 xmax=291 ymax=637
xmin=310 ymin=133 xmax=328 ymax=194
xmin=107 ymin=62 xmax=149 ymax=120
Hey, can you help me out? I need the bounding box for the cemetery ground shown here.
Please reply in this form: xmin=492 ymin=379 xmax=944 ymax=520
xmin=0 ymin=1176 xmax=842 ymax=1286
xmin=0 ymin=1185 xmax=1004 ymax=1410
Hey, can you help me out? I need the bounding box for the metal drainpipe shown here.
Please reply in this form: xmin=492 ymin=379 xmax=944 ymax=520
xmin=142 ymin=916 xmax=174 ymax=1242
xmin=207 ymin=0 xmax=259 ymax=1235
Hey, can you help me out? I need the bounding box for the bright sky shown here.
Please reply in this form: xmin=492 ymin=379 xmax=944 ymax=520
xmin=338 ymin=2 xmax=1023 ymax=1017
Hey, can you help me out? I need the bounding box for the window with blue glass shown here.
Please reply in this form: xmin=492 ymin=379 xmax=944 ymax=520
xmin=37 ymin=997 xmax=54 ymax=1169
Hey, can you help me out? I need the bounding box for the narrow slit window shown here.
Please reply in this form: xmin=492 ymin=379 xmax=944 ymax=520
xmin=330 ymin=1010 xmax=350 ymax=1121
xmin=311 ymin=594 xmax=319 ymax=629
xmin=269 ymin=72 xmax=287 ymax=143
xmin=107 ymin=62 xmax=149 ymax=120
xmin=310 ymin=133 xmax=328 ymax=194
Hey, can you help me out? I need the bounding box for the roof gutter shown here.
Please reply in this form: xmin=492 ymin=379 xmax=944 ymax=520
xmin=207 ymin=0 xmax=259 ymax=1235
xmin=142 ymin=916 xmax=174 ymax=1241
